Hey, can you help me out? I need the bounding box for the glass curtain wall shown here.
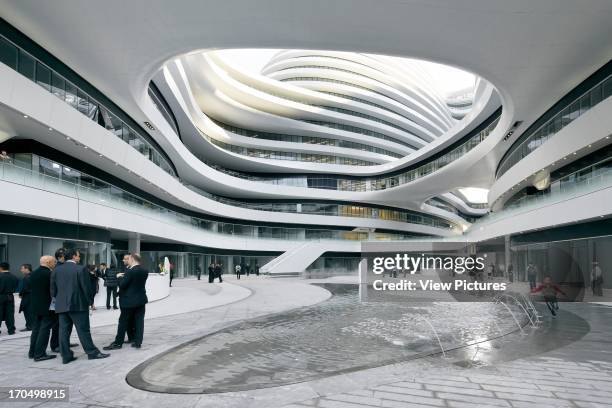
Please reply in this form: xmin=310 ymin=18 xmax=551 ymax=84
xmin=0 ymin=233 xmax=110 ymax=277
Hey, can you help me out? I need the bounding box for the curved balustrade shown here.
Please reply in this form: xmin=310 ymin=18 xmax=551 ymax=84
xmin=497 ymin=72 xmax=612 ymax=178
xmin=204 ymin=112 xmax=500 ymax=192
xmin=474 ymin=155 xmax=612 ymax=228
xmin=0 ymin=33 xmax=176 ymax=177
xmin=185 ymin=184 xmax=459 ymax=229
xmin=0 ymin=159 xmax=440 ymax=242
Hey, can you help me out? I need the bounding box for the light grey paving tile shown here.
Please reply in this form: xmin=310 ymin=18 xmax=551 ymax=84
xmin=425 ymin=384 xmax=494 ymax=397
xmin=466 ymin=375 xmax=542 ymax=390
xmin=435 ymin=392 xmax=511 ymax=407
xmin=495 ymin=392 xmax=573 ymax=407
xmin=373 ymin=390 xmax=444 ymax=406
xmin=509 ymin=401 xmax=569 ymax=408
xmin=374 ymin=385 xmax=434 ymax=398
xmin=446 ymin=401 xmax=503 ymax=408
xmin=325 ymin=393 xmax=383 ymax=406
xmin=381 ymin=400 xmax=441 ymax=408
xmin=554 ymin=391 xmax=612 ymax=404
xmin=318 ymin=399 xmax=378 ymax=408
xmin=539 ymin=384 xmax=612 ymax=397
xmin=572 ymin=401 xmax=612 ymax=408
xmin=417 ymin=378 xmax=482 ymax=389
xmin=481 ymin=384 xmax=554 ymax=397
xmin=384 ymin=381 xmax=423 ymax=390
xmin=420 ymin=375 xmax=470 ymax=383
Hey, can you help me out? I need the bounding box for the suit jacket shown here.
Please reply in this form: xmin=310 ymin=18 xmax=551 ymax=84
xmin=51 ymin=261 xmax=91 ymax=313
xmin=118 ymin=265 xmax=148 ymax=308
xmin=30 ymin=266 xmax=53 ymax=316
xmin=19 ymin=274 xmax=32 ymax=312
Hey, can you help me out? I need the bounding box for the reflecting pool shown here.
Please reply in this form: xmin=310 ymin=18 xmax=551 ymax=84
xmin=128 ymin=284 xmax=526 ymax=393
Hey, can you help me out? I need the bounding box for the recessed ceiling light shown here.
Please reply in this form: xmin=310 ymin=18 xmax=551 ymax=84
xmin=23 ymin=115 xmax=28 ymax=118
xmin=83 ymin=146 xmax=88 ymax=149
xmin=48 ymin=127 xmax=53 ymax=131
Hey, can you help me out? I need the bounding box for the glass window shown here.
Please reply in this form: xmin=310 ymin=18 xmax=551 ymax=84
xmin=65 ymin=81 xmax=78 ymax=109
xmin=580 ymin=93 xmax=591 ymax=115
xmin=0 ymin=36 xmax=18 ymax=69
xmin=591 ymin=83 xmax=603 ymax=107
xmin=77 ymin=89 xmax=90 ymax=116
xmin=18 ymin=50 xmax=36 ymax=81
xmin=51 ymin=72 xmax=65 ymax=100
xmin=603 ymin=77 xmax=612 ymax=100
xmin=35 ymin=62 xmax=51 ymax=91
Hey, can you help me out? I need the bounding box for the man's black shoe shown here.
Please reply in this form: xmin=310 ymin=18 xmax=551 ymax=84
xmin=88 ymin=352 xmax=110 ymax=360
xmin=69 ymin=343 xmax=78 ymax=348
xmin=8 ymin=332 xmax=15 ymax=335
xmin=131 ymin=343 xmax=141 ymax=349
xmin=62 ymin=356 xmax=77 ymax=364
xmin=107 ymin=306 xmax=111 ymax=310
xmin=113 ymin=306 xmax=118 ymax=310
xmin=103 ymin=343 xmax=122 ymax=350
xmin=34 ymin=354 xmax=56 ymax=362
xmin=51 ymin=347 xmax=60 ymax=353
xmin=20 ymin=328 xmax=32 ymax=332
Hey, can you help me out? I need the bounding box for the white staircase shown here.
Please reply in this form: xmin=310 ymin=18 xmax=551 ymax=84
xmin=261 ymin=242 xmax=329 ymax=276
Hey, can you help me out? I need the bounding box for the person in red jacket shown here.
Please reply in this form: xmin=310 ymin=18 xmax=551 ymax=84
xmin=531 ymin=276 xmax=567 ymax=317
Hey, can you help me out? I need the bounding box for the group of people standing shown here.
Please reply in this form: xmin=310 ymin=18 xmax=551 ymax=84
xmin=233 ymin=262 xmax=260 ymax=280
xmin=197 ymin=261 xmax=261 ymax=282
xmin=0 ymin=249 xmax=149 ymax=364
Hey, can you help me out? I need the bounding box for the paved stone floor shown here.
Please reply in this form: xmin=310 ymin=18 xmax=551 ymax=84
xmin=0 ymin=276 xmax=611 ymax=408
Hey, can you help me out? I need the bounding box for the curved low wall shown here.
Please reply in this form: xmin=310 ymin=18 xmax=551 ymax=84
xmin=93 ymin=273 xmax=170 ymax=308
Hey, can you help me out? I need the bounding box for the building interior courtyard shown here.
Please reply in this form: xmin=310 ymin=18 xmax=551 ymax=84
xmin=1 ymin=1 xmax=612 ymax=407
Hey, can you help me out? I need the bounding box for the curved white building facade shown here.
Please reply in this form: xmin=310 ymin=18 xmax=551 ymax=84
xmin=0 ymin=1 xmax=611 ymax=277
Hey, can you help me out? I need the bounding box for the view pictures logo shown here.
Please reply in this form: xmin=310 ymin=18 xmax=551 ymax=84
xmin=372 ymin=253 xmax=486 ymax=275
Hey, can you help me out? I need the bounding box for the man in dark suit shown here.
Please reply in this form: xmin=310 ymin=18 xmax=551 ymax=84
xmin=51 ymin=248 xmax=109 ymax=363
xmin=18 ymin=263 xmax=34 ymax=331
xmin=104 ymin=253 xmax=148 ymax=350
xmin=28 ymin=256 xmax=58 ymax=361
xmin=0 ymin=262 xmax=18 ymax=335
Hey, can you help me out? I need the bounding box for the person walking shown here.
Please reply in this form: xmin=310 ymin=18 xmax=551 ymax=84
xmin=18 ymin=263 xmax=33 ymax=331
xmin=102 ymin=264 xmax=119 ymax=309
xmin=214 ymin=263 xmax=223 ymax=283
xmin=531 ymin=276 xmax=567 ymax=317
xmin=235 ymin=263 xmax=242 ymax=280
xmin=86 ymin=264 xmax=99 ymax=311
xmin=591 ymin=261 xmax=604 ymax=297
xmin=51 ymin=248 xmax=109 ymax=364
xmin=208 ymin=262 xmax=215 ymax=283
xmin=527 ymin=262 xmax=537 ymax=290
xmin=120 ymin=254 xmax=136 ymax=343
xmin=169 ymin=264 xmax=174 ymax=287
xmin=196 ymin=266 xmax=202 ymax=281
xmin=0 ymin=262 xmax=18 ymax=336
xmin=104 ymin=253 xmax=148 ymax=350
xmin=255 ymin=262 xmax=260 ymax=276
xmin=28 ymin=256 xmax=58 ymax=361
